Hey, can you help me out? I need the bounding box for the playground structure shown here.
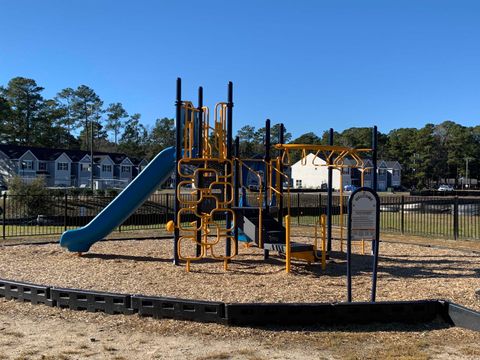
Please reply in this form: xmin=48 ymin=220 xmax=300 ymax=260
xmin=167 ymin=78 xmax=382 ymax=273
xmin=60 ymin=78 xmax=382 ymax=277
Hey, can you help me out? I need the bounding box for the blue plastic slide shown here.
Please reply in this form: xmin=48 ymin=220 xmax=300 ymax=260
xmin=60 ymin=146 xmax=176 ymax=252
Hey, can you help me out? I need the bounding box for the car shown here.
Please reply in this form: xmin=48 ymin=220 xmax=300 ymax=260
xmin=438 ymin=185 xmax=454 ymax=191
xmin=343 ymin=184 xmax=358 ymax=192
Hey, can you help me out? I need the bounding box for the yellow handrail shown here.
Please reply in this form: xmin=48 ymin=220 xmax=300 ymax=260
xmin=181 ymin=102 xmax=198 ymax=159
xmin=263 ymin=159 xmax=291 ymax=215
xmin=214 ymin=103 xmax=228 ymax=160
xmin=314 ymin=214 xmax=327 ymax=270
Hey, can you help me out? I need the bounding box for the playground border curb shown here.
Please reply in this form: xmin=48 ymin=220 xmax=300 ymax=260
xmin=0 ymin=278 xmax=479 ymax=331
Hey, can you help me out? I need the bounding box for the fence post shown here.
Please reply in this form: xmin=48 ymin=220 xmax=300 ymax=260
xmin=166 ymin=193 xmax=170 ymax=221
xmin=453 ymin=196 xmax=459 ymax=240
xmin=401 ymin=195 xmax=405 ymax=235
xmin=118 ymin=193 xmax=122 ymax=233
xmin=2 ymin=193 xmax=6 ymax=239
xmin=318 ymin=193 xmax=322 ymax=219
xmin=64 ymin=192 xmax=68 ymax=231
xmin=297 ymin=192 xmax=300 ymax=225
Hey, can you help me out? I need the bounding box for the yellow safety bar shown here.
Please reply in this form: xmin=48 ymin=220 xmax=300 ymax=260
xmin=314 ymin=214 xmax=327 ymax=270
xmin=265 ymin=159 xmax=291 ymax=215
xmin=181 ymin=102 xmax=198 ymax=159
xmin=213 ymin=103 xmax=228 ymax=160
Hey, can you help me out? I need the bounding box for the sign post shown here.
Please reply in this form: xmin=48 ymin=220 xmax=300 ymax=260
xmin=347 ymin=187 xmax=380 ymax=302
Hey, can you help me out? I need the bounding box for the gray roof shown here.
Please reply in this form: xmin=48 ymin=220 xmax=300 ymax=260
xmin=385 ymin=161 xmax=402 ymax=169
xmin=0 ymin=144 xmax=146 ymax=166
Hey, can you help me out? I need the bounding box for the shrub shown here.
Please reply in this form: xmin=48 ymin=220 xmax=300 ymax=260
xmin=105 ymin=188 xmax=119 ymax=197
xmin=6 ymin=176 xmax=53 ymax=217
xmin=83 ymin=188 xmax=94 ymax=196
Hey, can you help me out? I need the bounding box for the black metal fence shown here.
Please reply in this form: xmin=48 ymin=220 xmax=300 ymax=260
xmin=1 ymin=193 xmax=479 ymax=241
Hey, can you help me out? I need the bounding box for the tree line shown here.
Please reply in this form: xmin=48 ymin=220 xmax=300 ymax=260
xmin=236 ymin=122 xmax=480 ymax=189
xmin=0 ymin=77 xmax=174 ymax=159
xmin=1 ymin=77 xmax=478 ymax=189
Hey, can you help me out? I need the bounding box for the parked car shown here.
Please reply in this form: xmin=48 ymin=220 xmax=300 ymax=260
xmin=438 ymin=184 xmax=454 ymax=191
xmin=343 ymin=184 xmax=358 ymax=192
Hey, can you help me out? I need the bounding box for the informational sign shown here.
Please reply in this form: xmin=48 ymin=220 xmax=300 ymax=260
xmin=347 ymin=187 xmax=381 ymax=303
xmin=350 ymin=190 xmax=378 ymax=240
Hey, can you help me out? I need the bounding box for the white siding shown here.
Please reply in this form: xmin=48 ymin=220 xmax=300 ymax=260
xmin=290 ymin=153 xmax=350 ymax=190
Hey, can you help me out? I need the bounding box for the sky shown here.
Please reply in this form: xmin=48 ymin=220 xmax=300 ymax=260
xmin=1 ymin=0 xmax=479 ymax=139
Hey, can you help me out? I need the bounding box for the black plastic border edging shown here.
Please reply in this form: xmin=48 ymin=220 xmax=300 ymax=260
xmin=0 ymin=278 xmax=479 ymax=331
xmin=225 ymin=300 xmax=442 ymax=326
xmin=445 ymin=302 xmax=480 ymax=332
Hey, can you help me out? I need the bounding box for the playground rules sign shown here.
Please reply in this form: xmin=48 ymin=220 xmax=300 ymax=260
xmin=347 ymin=187 xmax=381 ymax=302
xmin=350 ymin=190 xmax=378 ymax=240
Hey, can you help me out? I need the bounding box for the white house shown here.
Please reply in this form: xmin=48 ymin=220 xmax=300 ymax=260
xmin=290 ymin=153 xmax=351 ymax=190
xmin=290 ymin=153 xmax=401 ymax=191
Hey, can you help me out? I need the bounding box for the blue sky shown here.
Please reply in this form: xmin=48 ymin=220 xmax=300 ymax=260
xmin=1 ymin=0 xmax=479 ymax=138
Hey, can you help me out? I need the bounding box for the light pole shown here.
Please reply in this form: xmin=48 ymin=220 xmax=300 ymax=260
xmin=465 ymin=157 xmax=473 ymax=189
xmin=90 ymin=119 xmax=94 ymax=191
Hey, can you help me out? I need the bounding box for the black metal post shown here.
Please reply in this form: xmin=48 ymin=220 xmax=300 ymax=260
xmin=372 ymin=126 xmax=378 ymax=191
xmin=327 ymin=128 xmax=334 ymax=251
xmin=90 ymin=117 xmax=94 ymax=191
xmin=173 ymin=77 xmax=182 ymax=265
xmin=371 ymin=126 xmax=378 ymax=256
xmin=371 ymin=191 xmax=381 ymax=302
xmin=234 ymin=136 xmax=240 ymax=252
xmin=453 ymin=196 xmax=459 ymax=240
xmin=166 ymin=193 xmax=170 ymax=220
xmin=2 ymin=193 xmax=6 ymax=239
xmin=297 ymin=192 xmax=300 ymax=225
xmin=278 ymin=123 xmax=284 ymax=225
xmin=347 ymin=198 xmax=352 ymax=302
xmin=64 ymin=192 xmax=68 ymax=231
xmin=401 ymin=195 xmax=405 ymax=234
xmin=196 ymin=86 xmax=203 ymax=257
xmin=264 ymin=119 xmax=271 ymax=210
xmin=226 ymin=81 xmax=233 ymax=257
xmin=264 ymin=119 xmax=271 ymax=260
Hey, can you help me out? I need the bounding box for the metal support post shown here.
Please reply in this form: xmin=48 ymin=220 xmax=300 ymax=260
xmin=173 ymin=77 xmax=182 ymax=265
xmin=226 ymin=81 xmax=233 ymax=257
xmin=327 ymin=128 xmax=334 ymax=252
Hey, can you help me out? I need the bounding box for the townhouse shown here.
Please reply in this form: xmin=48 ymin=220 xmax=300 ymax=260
xmin=0 ymin=144 xmax=148 ymax=189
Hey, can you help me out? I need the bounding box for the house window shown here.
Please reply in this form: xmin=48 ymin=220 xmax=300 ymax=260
xmin=295 ymin=179 xmax=302 ymax=188
xmin=121 ymin=165 xmax=131 ymax=173
xmin=57 ymin=162 xmax=69 ymax=171
xmin=102 ymin=164 xmax=112 ymax=172
xmin=21 ymin=160 xmax=33 ymax=170
xmin=378 ymin=169 xmax=386 ymax=175
xmin=393 ymin=169 xmax=400 ymax=176
xmin=342 ymin=168 xmax=350 ymax=175
xmin=38 ymin=162 xmax=46 ymax=171
xmin=80 ymin=163 xmax=90 ymax=172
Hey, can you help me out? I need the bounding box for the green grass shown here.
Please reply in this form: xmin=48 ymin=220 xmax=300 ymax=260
xmin=290 ymin=212 xmax=480 ymax=240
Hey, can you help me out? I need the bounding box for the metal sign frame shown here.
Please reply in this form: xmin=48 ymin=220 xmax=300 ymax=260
xmin=347 ymin=187 xmax=380 ymax=302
